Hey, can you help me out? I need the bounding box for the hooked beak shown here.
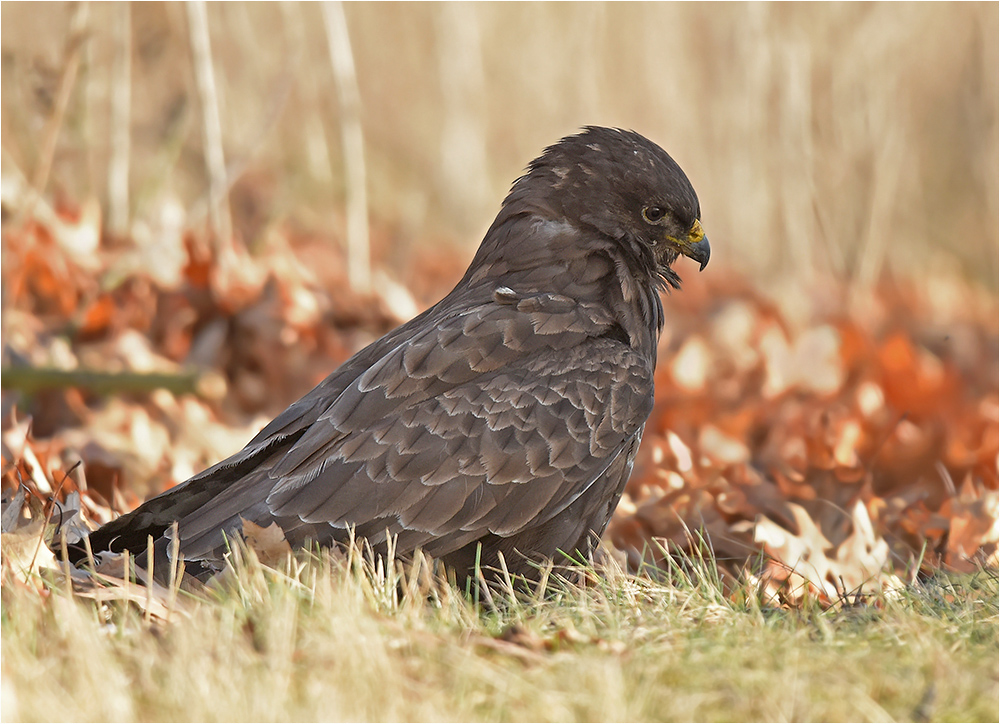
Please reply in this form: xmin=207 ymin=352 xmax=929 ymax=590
xmin=675 ymin=219 xmax=711 ymax=271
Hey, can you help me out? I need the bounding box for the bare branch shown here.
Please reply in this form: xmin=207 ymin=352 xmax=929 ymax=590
xmin=21 ymin=1 xmax=89 ymax=225
xmin=0 ymin=367 xmax=225 ymax=400
xmin=186 ymin=1 xmax=233 ymax=247
xmin=321 ymin=1 xmax=371 ymax=293
xmin=435 ymin=3 xmax=491 ymax=232
xmin=107 ymin=2 xmax=132 ymax=237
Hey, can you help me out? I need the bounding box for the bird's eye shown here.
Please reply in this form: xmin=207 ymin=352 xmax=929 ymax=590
xmin=642 ymin=206 xmax=667 ymax=224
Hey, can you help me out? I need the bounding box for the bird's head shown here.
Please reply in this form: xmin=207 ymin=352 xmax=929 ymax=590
xmin=508 ymin=126 xmax=710 ymax=289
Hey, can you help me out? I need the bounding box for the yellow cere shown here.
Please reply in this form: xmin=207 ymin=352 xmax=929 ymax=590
xmin=687 ymin=219 xmax=705 ymax=244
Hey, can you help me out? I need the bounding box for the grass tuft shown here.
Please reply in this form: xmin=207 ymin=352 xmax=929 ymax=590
xmin=2 ymin=537 xmax=997 ymax=722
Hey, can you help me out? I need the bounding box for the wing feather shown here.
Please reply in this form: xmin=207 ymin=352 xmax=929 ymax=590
xmin=259 ymin=289 xmax=653 ymax=553
xmin=120 ymin=278 xmax=654 ymax=576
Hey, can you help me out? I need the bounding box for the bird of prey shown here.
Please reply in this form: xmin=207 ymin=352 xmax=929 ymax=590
xmin=70 ymin=126 xmax=710 ymax=586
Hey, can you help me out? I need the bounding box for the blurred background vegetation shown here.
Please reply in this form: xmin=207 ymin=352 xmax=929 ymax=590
xmin=2 ymin=1 xmax=997 ymax=288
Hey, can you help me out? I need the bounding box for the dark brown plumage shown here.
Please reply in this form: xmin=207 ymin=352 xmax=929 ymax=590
xmin=71 ymin=127 xmax=710 ymax=585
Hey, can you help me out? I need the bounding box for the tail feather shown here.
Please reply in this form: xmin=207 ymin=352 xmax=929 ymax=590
xmin=66 ymin=432 xmax=302 ymax=570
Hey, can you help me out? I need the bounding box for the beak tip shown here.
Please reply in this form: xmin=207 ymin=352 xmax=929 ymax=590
xmin=693 ymin=236 xmax=711 ymax=272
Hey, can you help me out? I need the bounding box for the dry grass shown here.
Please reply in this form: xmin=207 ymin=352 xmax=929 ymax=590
xmin=1 ymin=3 xmax=996 ymax=286
xmin=2 ymin=541 xmax=998 ymax=722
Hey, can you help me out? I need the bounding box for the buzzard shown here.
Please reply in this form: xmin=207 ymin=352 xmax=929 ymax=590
xmin=71 ymin=127 xmax=710 ymax=585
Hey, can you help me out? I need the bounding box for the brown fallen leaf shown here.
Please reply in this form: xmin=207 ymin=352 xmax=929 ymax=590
xmin=241 ymin=517 xmax=293 ymax=565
